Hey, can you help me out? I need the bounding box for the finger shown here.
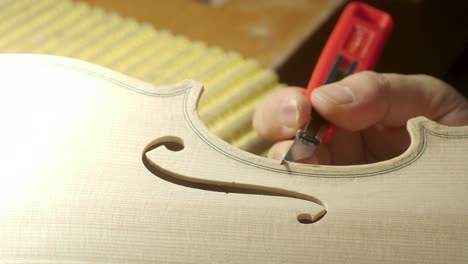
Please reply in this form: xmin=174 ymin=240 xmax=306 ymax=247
xmin=253 ymin=87 xmax=311 ymax=141
xmin=267 ymin=140 xmax=331 ymax=165
xmin=310 ymin=71 xmax=468 ymax=130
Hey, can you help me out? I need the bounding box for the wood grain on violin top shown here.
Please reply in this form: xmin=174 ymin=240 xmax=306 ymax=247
xmin=1 ymin=54 xmax=467 ymax=263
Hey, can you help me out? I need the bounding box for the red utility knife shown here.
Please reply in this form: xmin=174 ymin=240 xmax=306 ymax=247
xmin=281 ymin=2 xmax=394 ymax=164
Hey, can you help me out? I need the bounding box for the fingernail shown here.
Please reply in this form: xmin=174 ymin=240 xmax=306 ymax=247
xmin=313 ymin=85 xmax=355 ymax=105
xmin=267 ymin=142 xmax=293 ymax=160
xmin=267 ymin=147 xmax=283 ymax=160
xmin=278 ymin=97 xmax=300 ymax=129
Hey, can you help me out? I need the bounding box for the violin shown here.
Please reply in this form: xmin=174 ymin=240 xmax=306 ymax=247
xmin=1 ymin=54 xmax=467 ymax=263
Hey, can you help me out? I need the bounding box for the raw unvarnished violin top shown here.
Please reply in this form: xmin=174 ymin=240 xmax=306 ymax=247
xmin=1 ymin=55 xmax=467 ymax=263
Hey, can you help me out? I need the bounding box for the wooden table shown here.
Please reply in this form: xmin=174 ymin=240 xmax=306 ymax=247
xmin=81 ymin=0 xmax=345 ymax=84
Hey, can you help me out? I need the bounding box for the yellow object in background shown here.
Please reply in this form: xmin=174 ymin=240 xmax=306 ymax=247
xmin=0 ymin=0 xmax=283 ymax=155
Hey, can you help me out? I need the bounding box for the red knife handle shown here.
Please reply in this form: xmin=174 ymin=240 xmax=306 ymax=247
xmin=305 ymin=1 xmax=393 ymax=144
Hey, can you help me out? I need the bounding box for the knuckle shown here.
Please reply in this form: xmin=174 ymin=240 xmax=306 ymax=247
xmin=413 ymin=74 xmax=454 ymax=92
xmin=359 ymin=71 xmax=391 ymax=92
xmin=412 ymin=73 xmax=438 ymax=82
xmin=346 ymin=71 xmax=390 ymax=103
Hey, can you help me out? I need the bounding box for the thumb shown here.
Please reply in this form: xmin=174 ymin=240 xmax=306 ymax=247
xmin=310 ymin=71 xmax=468 ymax=130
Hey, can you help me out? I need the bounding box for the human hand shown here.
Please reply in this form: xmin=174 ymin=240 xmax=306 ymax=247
xmin=253 ymin=71 xmax=468 ymax=165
